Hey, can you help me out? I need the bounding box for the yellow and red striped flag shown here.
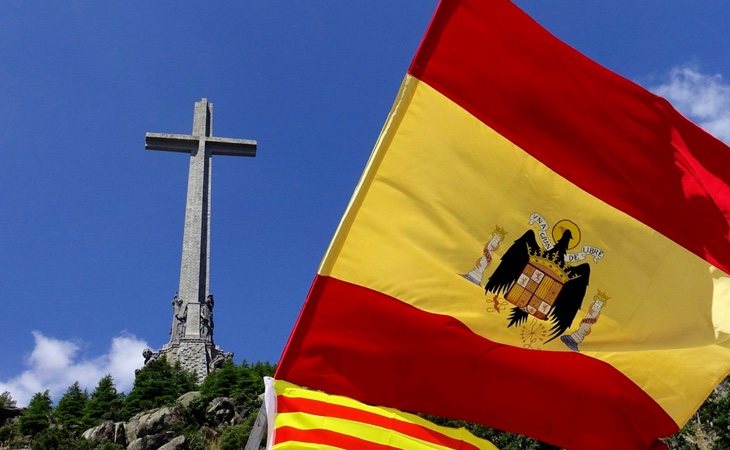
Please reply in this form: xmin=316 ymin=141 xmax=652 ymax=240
xmin=264 ymin=378 xmax=498 ymax=450
xmin=276 ymin=1 xmax=730 ymax=448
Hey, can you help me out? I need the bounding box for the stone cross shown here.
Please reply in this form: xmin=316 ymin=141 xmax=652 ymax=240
xmin=146 ymin=98 xmax=256 ymax=344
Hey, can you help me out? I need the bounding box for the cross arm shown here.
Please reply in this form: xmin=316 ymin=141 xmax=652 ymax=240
xmin=145 ymin=133 xmax=256 ymax=157
xmin=145 ymin=133 xmax=198 ymax=153
xmin=207 ymin=137 xmax=257 ymax=157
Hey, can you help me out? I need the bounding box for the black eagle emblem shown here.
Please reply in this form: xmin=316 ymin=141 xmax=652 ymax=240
xmin=485 ymin=229 xmax=590 ymax=343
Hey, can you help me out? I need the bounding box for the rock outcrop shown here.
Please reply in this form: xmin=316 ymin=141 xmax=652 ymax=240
xmin=205 ymin=397 xmax=235 ymax=426
xmin=82 ymin=420 xmax=127 ymax=447
xmin=80 ymin=392 xmax=250 ymax=450
xmin=176 ymin=391 xmax=201 ymax=408
xmin=158 ymin=435 xmax=187 ymax=450
xmin=126 ymin=431 xmax=176 ymax=450
xmin=125 ymin=406 xmax=183 ymax=446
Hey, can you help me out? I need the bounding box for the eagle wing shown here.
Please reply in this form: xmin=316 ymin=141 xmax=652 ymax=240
xmin=485 ymin=230 xmax=538 ymax=295
xmin=507 ymin=307 xmax=529 ymax=328
xmin=545 ymin=263 xmax=590 ymax=343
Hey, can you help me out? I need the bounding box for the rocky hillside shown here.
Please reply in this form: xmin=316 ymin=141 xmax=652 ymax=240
xmin=81 ymin=391 xmax=261 ymax=450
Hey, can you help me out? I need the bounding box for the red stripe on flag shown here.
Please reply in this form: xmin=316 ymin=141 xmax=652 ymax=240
xmin=409 ymin=0 xmax=730 ymax=273
xmin=277 ymin=396 xmax=481 ymax=450
xmin=275 ymin=425 xmax=395 ymax=449
xmin=276 ymin=275 xmax=677 ymax=450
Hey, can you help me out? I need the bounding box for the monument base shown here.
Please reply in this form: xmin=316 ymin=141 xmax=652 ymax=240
xmin=143 ymin=340 xmax=233 ymax=382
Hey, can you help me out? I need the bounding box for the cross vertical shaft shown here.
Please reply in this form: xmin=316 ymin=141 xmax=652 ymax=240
xmin=144 ymin=98 xmax=256 ymax=380
xmin=179 ymin=99 xmax=212 ymax=340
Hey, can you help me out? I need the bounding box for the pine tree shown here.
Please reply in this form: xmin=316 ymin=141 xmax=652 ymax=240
xmin=201 ymin=361 xmax=273 ymax=400
xmin=18 ymin=391 xmax=53 ymax=437
xmin=217 ymin=424 xmax=250 ymax=450
xmin=0 ymin=392 xmax=20 ymax=444
xmin=84 ymin=375 xmax=123 ymax=424
xmin=173 ymin=361 xmax=199 ymax=397
xmin=199 ymin=360 xmax=239 ymax=400
xmin=199 ymin=360 xmax=274 ymax=423
xmin=55 ymin=382 xmax=89 ymax=431
xmin=0 ymin=391 xmax=16 ymax=409
xmin=122 ymin=358 xmax=197 ymax=419
xmin=0 ymin=391 xmax=19 ymax=429
xmin=30 ymin=427 xmax=64 ymax=450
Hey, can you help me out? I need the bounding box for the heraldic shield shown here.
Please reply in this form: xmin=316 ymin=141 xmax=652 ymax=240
xmin=505 ymin=254 xmax=568 ymax=321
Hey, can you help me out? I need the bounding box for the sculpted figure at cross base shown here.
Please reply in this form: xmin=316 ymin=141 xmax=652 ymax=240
xmin=175 ymin=307 xmax=187 ymax=344
xmin=165 ymin=293 xmax=189 ymax=346
xmin=142 ymin=348 xmax=160 ymax=365
xmin=210 ymin=351 xmax=234 ymax=370
xmin=200 ymin=294 xmax=215 ymax=340
xmin=169 ymin=295 xmax=181 ymax=339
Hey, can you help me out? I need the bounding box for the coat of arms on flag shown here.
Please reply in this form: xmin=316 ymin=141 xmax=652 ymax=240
xmin=463 ymin=213 xmax=605 ymax=345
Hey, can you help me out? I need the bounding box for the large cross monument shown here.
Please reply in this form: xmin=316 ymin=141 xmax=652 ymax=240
xmin=142 ymin=98 xmax=256 ymax=380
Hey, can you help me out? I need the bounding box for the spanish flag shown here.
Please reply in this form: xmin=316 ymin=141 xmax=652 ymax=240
xmin=264 ymin=378 xmax=498 ymax=449
xmin=276 ymin=1 xmax=730 ymax=449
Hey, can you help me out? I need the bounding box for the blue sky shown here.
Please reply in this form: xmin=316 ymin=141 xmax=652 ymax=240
xmin=1 ymin=1 xmax=729 ymax=406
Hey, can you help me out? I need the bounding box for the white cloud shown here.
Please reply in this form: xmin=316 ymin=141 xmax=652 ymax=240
xmin=651 ymin=65 xmax=730 ymax=144
xmin=0 ymin=332 xmax=148 ymax=407
xmin=27 ymin=332 xmax=78 ymax=371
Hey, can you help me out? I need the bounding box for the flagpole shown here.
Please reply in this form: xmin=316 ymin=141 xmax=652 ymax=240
xmin=244 ymin=402 xmax=267 ymax=450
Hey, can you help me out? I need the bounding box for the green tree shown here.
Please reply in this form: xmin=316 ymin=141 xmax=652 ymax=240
xmin=199 ymin=360 xmax=239 ymax=399
xmin=192 ymin=360 xmax=273 ymax=448
xmin=55 ymin=382 xmax=89 ymax=432
xmin=0 ymin=391 xmax=19 ymax=430
xmin=217 ymin=423 xmax=251 ymax=450
xmin=84 ymin=375 xmax=124 ymax=424
xmin=0 ymin=391 xmax=16 ymax=409
xmin=18 ymin=391 xmax=53 ymax=437
xmin=30 ymin=427 xmax=64 ymax=450
xmin=200 ymin=360 xmax=274 ymax=416
xmin=122 ymin=358 xmax=197 ymax=419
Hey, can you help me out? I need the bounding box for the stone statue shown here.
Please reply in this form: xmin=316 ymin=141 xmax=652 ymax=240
xmin=170 ymin=294 xmax=181 ymax=336
xmin=209 ymin=351 xmax=234 ymax=370
xmin=142 ymin=347 xmax=161 ymax=366
xmin=174 ymin=301 xmax=187 ymax=343
xmin=200 ymin=294 xmax=214 ymax=340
